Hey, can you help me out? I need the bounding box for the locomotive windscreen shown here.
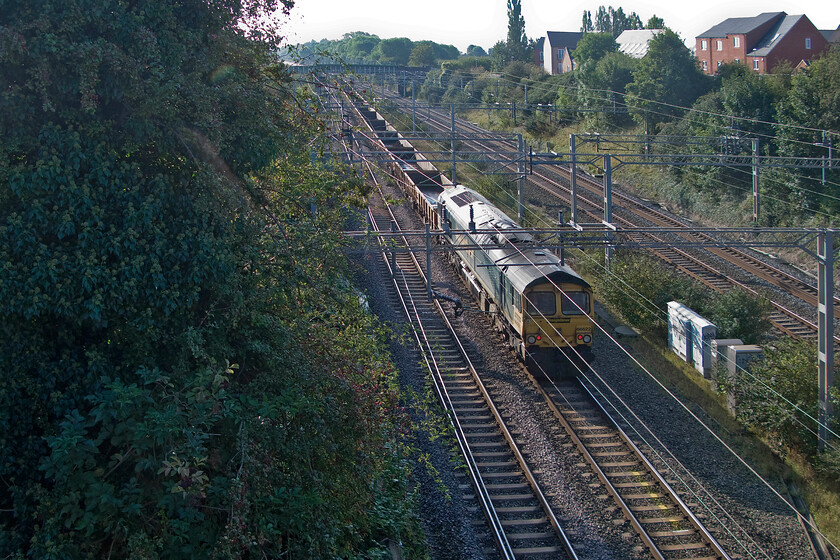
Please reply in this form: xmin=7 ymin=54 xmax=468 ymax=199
xmin=560 ymin=292 xmax=590 ymax=315
xmin=526 ymin=292 xmax=556 ymax=316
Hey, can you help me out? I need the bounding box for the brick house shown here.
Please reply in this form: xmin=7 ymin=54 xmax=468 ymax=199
xmin=541 ymin=31 xmax=583 ymax=74
xmin=534 ymin=37 xmax=545 ymax=67
xmin=696 ymin=12 xmax=830 ymax=75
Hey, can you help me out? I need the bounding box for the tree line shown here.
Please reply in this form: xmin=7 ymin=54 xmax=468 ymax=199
xmin=290 ymin=31 xmax=461 ymax=66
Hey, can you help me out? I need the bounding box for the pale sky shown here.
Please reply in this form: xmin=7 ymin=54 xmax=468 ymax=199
xmin=279 ymin=0 xmax=840 ymax=51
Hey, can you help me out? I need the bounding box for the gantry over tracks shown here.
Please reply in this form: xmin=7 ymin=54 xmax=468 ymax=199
xmin=374 ymin=91 xmax=840 ymax=339
xmin=323 ymin=82 xmax=744 ymax=559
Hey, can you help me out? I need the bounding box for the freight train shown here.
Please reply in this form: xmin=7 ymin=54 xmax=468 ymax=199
xmin=348 ymin=95 xmax=594 ymax=374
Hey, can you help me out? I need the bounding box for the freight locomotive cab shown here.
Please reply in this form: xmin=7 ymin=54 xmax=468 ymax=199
xmin=438 ymin=185 xmax=594 ymax=375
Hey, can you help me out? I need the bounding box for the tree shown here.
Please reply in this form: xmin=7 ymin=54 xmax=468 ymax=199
xmin=647 ymin=15 xmax=665 ymax=29
xmin=504 ymin=0 xmax=530 ymax=62
xmin=610 ymin=7 xmax=628 ymax=37
xmin=626 ymin=29 xmax=711 ymax=127
xmin=572 ymin=32 xmax=619 ymax=68
xmin=720 ymin=338 xmax=836 ymax=455
xmin=593 ymin=51 xmax=638 ymax=93
xmin=373 ymin=37 xmax=413 ymax=64
xmin=581 ymin=10 xmax=594 ymax=33
xmin=342 ymin=31 xmax=381 ymax=60
xmin=466 ymin=44 xmax=489 ymax=57
xmin=409 ymin=42 xmax=437 ymax=66
xmin=595 ymin=6 xmax=610 ymax=33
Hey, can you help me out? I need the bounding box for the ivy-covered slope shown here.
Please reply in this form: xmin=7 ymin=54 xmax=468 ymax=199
xmin=0 ymin=1 xmax=422 ymax=557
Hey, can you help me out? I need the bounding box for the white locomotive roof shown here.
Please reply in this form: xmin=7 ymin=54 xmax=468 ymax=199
xmin=439 ymin=185 xmax=589 ymax=292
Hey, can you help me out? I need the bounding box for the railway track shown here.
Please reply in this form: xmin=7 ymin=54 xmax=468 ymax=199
xmin=375 ymin=91 xmax=835 ymax=342
xmin=363 ymin=163 xmax=577 ymax=559
xmin=327 ymin=86 xmax=739 ymax=559
xmin=537 ymin=376 xmax=731 ymax=560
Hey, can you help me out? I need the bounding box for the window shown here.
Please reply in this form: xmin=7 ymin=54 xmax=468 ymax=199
xmin=702 ymin=60 xmax=708 ymax=71
xmin=526 ymin=292 xmax=555 ymax=316
xmin=701 ymin=39 xmax=708 ymax=51
xmin=539 ymin=51 xmax=544 ymax=62
xmin=450 ymin=191 xmax=476 ymax=207
xmin=753 ymin=59 xmax=760 ymax=70
xmin=806 ymin=37 xmax=812 ymax=49
xmin=716 ymin=40 xmax=723 ymax=51
xmin=558 ymin=48 xmax=564 ymax=59
xmin=734 ymin=36 xmax=741 ymax=48
xmin=717 ymin=61 xmax=722 ymax=69
xmin=735 ymin=58 xmax=740 ymax=63
xmin=561 ymin=292 xmax=590 ymax=316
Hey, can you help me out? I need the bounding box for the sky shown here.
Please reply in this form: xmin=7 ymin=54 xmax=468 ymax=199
xmin=279 ymin=0 xmax=840 ymax=51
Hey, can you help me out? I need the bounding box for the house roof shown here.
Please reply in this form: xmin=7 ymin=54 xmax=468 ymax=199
xmin=616 ymin=29 xmax=663 ymax=58
xmin=545 ymin=31 xmax=583 ymax=50
xmin=748 ymin=14 xmax=806 ymax=57
xmin=821 ymin=26 xmax=840 ymax=43
xmin=534 ymin=37 xmax=545 ymax=49
xmin=698 ymin=12 xmax=784 ymax=38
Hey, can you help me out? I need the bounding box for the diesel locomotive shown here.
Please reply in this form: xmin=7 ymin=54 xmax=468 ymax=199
xmin=438 ymin=185 xmax=594 ymax=373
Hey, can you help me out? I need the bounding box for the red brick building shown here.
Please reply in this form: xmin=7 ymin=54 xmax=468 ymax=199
xmin=695 ymin=12 xmax=830 ymax=75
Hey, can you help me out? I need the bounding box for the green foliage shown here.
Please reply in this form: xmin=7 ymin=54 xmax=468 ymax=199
xmin=580 ymin=251 xmax=772 ymax=343
xmin=506 ymin=0 xmax=528 ymax=59
xmin=466 ymin=44 xmax=488 ymax=57
xmin=0 ymin=0 xmax=424 ymax=557
xmin=626 ymin=29 xmax=711 ymax=128
xmin=581 ymin=10 xmax=594 ymax=33
xmin=719 ymin=338 xmax=838 ymax=461
xmin=700 ymin=288 xmax=772 ymax=344
xmin=579 ymin=250 xmax=704 ymax=334
xmin=775 ymin=47 xmax=840 ymax=217
xmin=572 ymin=33 xmax=619 ymax=70
xmin=590 ymin=5 xmax=644 ymax=37
xmin=374 ymin=37 xmax=414 ymax=65
xmin=409 ymin=41 xmax=458 ymax=67
xmin=294 ymin=33 xmax=458 ymax=67
xmin=646 ymin=15 xmax=665 ymax=29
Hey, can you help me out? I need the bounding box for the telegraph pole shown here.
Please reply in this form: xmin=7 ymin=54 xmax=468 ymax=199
xmin=818 ymin=230 xmax=834 ymax=452
xmin=518 ymin=134 xmax=525 ymax=222
xmin=451 ymin=104 xmax=457 ymax=185
xmin=752 ymin=138 xmax=760 ymax=225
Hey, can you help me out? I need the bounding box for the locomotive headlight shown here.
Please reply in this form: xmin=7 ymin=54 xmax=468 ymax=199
xmin=527 ymin=335 xmax=537 ymax=345
xmin=583 ymin=334 xmax=591 ymax=343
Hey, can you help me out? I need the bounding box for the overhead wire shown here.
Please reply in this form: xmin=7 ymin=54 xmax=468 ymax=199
xmin=331 ymin=79 xmax=840 ymax=555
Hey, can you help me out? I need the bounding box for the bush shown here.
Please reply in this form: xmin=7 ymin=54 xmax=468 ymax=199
xmin=719 ymin=338 xmax=839 ymax=462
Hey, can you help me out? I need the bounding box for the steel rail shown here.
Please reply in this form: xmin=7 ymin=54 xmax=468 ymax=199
xmin=345 ymin=92 xmax=577 ymax=559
